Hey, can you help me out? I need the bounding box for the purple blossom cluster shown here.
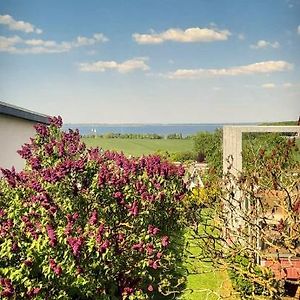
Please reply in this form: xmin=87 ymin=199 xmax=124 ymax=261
xmin=89 ymin=210 xmax=98 ymax=225
xmin=26 ymin=287 xmax=41 ymax=298
xmin=48 ymin=116 xmax=63 ymax=128
xmin=64 ymin=213 xmax=79 ymax=236
xmin=148 ymin=224 xmax=160 ymax=236
xmin=49 ymin=258 xmax=62 ymax=276
xmin=0 ymin=167 xmax=17 ymax=187
xmin=0 ymin=214 xmax=13 ymax=238
xmin=34 ymin=123 xmax=49 ymax=137
xmin=46 ymin=224 xmax=57 ymax=247
xmin=161 ymin=236 xmax=170 ymax=247
xmin=67 ymin=237 xmax=84 ymax=257
xmin=21 ymin=215 xmax=39 ymax=240
xmin=0 ymin=278 xmax=14 ymax=297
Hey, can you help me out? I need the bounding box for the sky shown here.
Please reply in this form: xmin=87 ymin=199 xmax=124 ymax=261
xmin=0 ymin=0 xmax=299 ymax=124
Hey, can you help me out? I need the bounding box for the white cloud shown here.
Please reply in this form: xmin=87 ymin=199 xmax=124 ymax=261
xmin=261 ymin=83 xmax=276 ymax=89
xmin=0 ymin=14 xmax=42 ymax=34
xmin=0 ymin=35 xmax=22 ymax=52
xmin=0 ymin=33 xmax=108 ymax=54
xmin=298 ymin=25 xmax=300 ymax=35
xmin=167 ymin=61 xmax=293 ymax=79
xmin=133 ymin=27 xmax=231 ymax=44
xmin=74 ymin=33 xmax=108 ymax=46
xmin=250 ymin=40 xmax=280 ymax=49
xmin=79 ymin=57 xmax=150 ymax=73
xmin=238 ymin=33 xmax=245 ymax=40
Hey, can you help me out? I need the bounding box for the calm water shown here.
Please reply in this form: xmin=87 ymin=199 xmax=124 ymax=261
xmin=63 ymin=123 xmax=256 ymax=137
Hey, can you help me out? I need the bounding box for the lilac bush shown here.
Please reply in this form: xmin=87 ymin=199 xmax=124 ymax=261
xmin=0 ymin=116 xmax=188 ymax=299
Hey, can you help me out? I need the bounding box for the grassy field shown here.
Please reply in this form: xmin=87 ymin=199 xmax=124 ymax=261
xmin=82 ymin=137 xmax=194 ymax=157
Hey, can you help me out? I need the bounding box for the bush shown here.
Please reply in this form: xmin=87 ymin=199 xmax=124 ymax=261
xmin=193 ymin=130 xmax=222 ymax=173
xmin=169 ymin=151 xmax=196 ymax=163
xmin=0 ymin=117 xmax=188 ymax=299
xmin=166 ymin=134 xmax=182 ymax=140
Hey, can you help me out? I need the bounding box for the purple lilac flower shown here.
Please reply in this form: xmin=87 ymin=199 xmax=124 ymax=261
xmin=49 ymin=258 xmax=62 ymax=276
xmin=17 ymin=143 xmax=32 ymax=159
xmin=0 ymin=278 xmax=14 ymax=297
xmin=29 ymin=180 xmax=43 ymax=192
xmin=147 ymin=225 xmax=160 ymax=236
xmin=0 ymin=219 xmax=13 ymax=238
xmin=48 ymin=116 xmax=63 ymax=128
xmin=0 ymin=167 xmax=17 ymax=187
xmin=148 ymin=259 xmax=159 ymax=269
xmin=67 ymin=237 xmax=84 ymax=257
xmin=132 ymin=242 xmax=144 ymax=253
xmin=21 ymin=216 xmax=38 ymax=240
xmin=147 ymin=285 xmax=154 ymax=292
xmin=24 ymin=259 xmax=33 ymax=267
xmin=161 ymin=236 xmax=170 ymax=247
xmin=128 ymin=201 xmax=139 ymax=216
xmin=26 ymin=287 xmax=41 ymax=298
xmin=46 ymin=224 xmax=57 ymax=247
xmin=89 ymin=210 xmax=98 ymax=225
xmin=34 ymin=123 xmax=49 ymax=137
xmin=99 ymin=240 xmax=109 ymax=253
xmin=146 ymin=243 xmax=154 ymax=256
xmin=64 ymin=213 xmax=79 ymax=236
xmin=29 ymin=157 xmax=41 ymax=170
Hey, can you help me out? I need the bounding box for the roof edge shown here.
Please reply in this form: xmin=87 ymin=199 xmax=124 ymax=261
xmin=0 ymin=101 xmax=50 ymax=124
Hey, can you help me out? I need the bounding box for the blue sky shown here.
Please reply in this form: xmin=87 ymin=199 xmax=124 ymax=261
xmin=0 ymin=0 xmax=299 ymax=123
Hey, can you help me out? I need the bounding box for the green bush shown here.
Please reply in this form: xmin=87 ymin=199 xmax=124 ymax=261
xmin=0 ymin=117 xmax=188 ymax=299
xmin=193 ymin=130 xmax=222 ymax=172
xmin=170 ymin=151 xmax=196 ymax=163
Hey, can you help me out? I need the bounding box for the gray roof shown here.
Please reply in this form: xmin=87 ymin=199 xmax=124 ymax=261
xmin=0 ymin=101 xmax=50 ymax=124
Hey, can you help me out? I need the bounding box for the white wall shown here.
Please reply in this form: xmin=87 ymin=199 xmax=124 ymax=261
xmin=0 ymin=114 xmax=36 ymax=171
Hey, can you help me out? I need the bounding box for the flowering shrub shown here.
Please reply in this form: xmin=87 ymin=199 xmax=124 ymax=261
xmin=0 ymin=117 xmax=188 ymax=299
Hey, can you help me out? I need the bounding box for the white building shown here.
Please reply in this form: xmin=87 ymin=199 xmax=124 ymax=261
xmin=0 ymin=101 xmax=49 ymax=170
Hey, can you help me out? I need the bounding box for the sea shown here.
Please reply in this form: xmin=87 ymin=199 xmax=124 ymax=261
xmin=63 ymin=123 xmax=256 ymax=137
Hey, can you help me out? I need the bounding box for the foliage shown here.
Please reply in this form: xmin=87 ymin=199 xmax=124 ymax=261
xmin=243 ymin=133 xmax=299 ymax=170
xmin=193 ymin=129 xmax=299 ymax=176
xmin=193 ymin=130 xmax=222 ymax=172
xmin=0 ymin=117 xmax=188 ymax=299
xmin=170 ymin=152 xmax=196 ymax=163
xmin=260 ymin=121 xmax=297 ymax=126
xmin=166 ymin=134 xmax=183 ymax=140
xmin=156 ymin=151 xmax=196 ymax=163
xmin=186 ymin=137 xmax=300 ymax=299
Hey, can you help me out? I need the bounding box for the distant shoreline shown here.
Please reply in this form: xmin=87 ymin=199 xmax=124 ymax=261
xmin=64 ymin=122 xmax=257 ymax=127
xmin=63 ymin=123 xmax=258 ymax=137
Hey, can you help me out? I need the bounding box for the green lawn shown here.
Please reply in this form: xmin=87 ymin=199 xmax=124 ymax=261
xmin=181 ymin=226 xmax=236 ymax=300
xmin=296 ymin=138 xmax=300 ymax=161
xmin=182 ymin=237 xmax=229 ymax=300
xmin=82 ymin=137 xmax=194 ymax=157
